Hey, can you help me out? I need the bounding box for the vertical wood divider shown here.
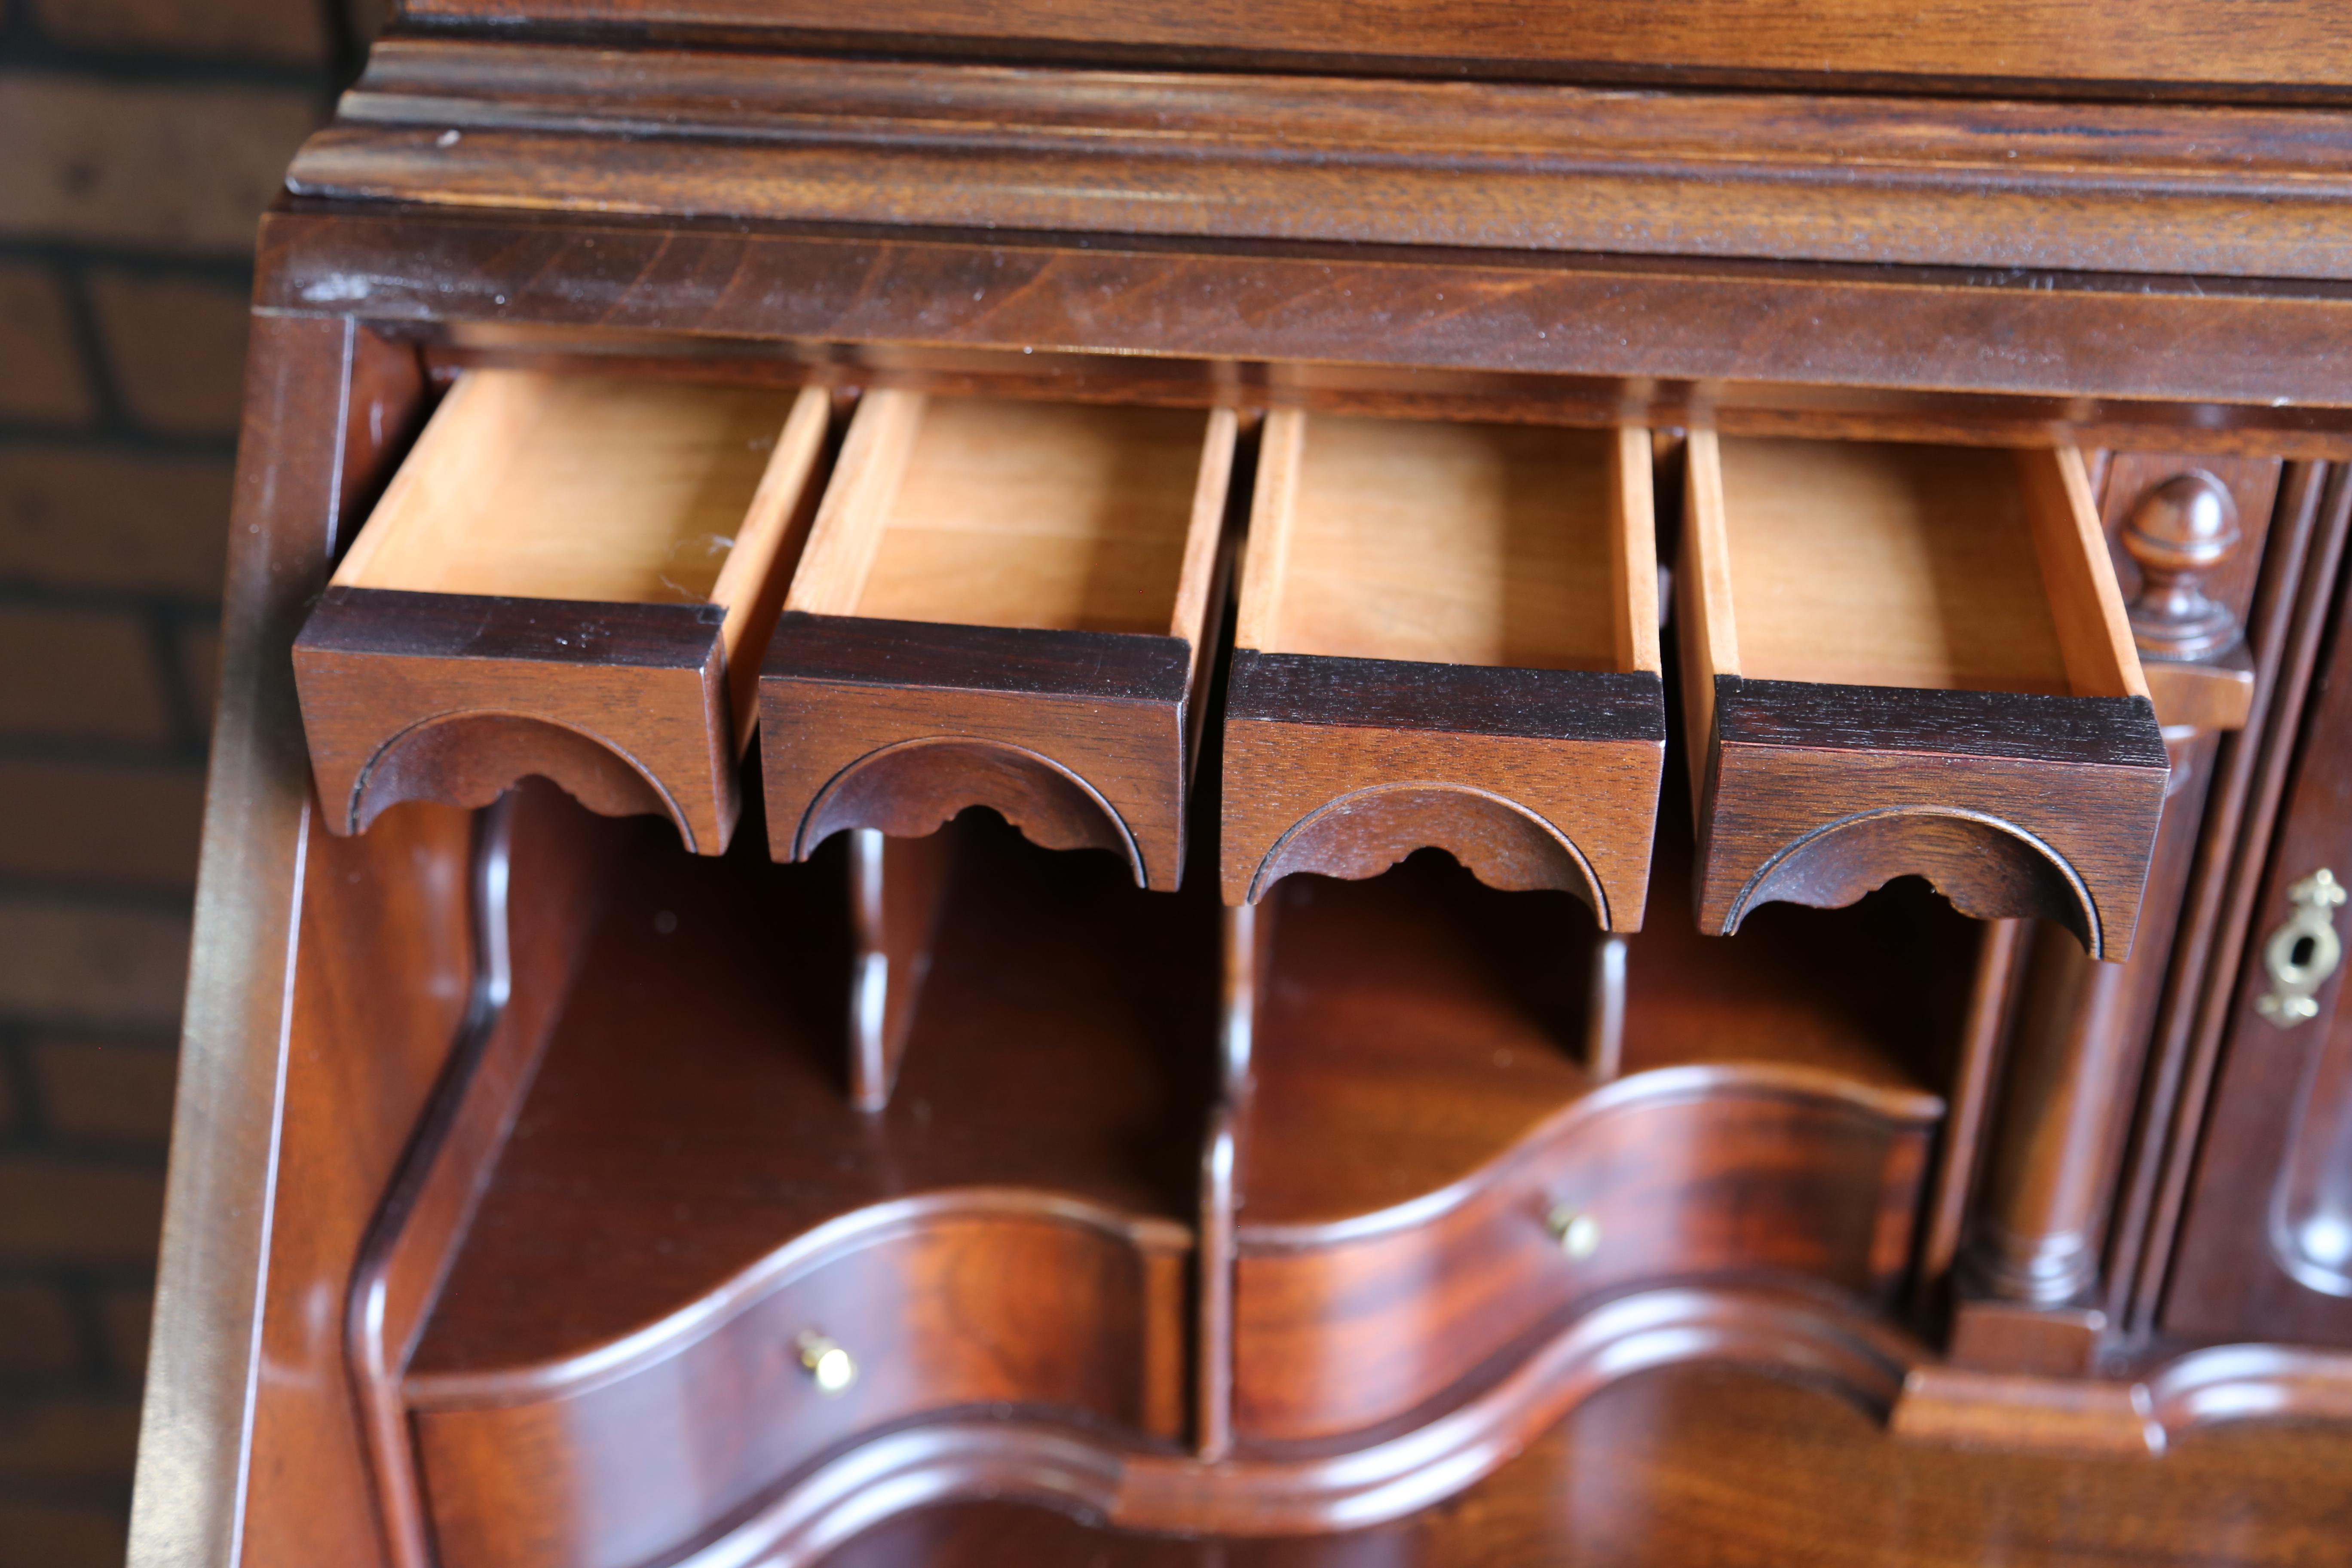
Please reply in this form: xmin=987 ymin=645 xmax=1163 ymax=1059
xmin=1233 ymin=408 xmax=1305 ymax=653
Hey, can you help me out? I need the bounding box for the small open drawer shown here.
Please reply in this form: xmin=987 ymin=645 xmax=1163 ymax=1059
xmin=1679 ymin=431 xmax=2170 ymax=959
xmin=292 ymin=369 xmax=830 ymax=854
xmin=1220 ymin=412 xmax=1666 ymax=930
xmin=759 ymin=392 xmax=1234 ymax=891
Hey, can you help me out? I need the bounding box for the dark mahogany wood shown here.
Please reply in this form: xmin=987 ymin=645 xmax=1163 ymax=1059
xmin=132 ymin=9 xmax=2352 ymax=1566
xmin=383 ymin=2 xmax=2352 ymax=99
xmin=1221 ymin=653 xmax=1665 ymax=921
xmin=2128 ymin=469 xmax=2352 ymax=1337
xmin=1696 ymin=678 xmax=2171 ymax=957
xmin=761 ymin=616 xmax=1200 ymax=887
xmin=398 ymin=814 xmax=1210 ymax=1568
xmin=2166 ymin=527 xmax=2352 ymax=1346
xmin=132 ymin=317 xmax=432 ymax=1568
xmin=255 ymin=211 xmax=2352 ymax=446
xmin=294 ymin=587 xmax=740 ymax=849
xmin=294 ymin=41 xmax=2352 ymax=279
xmin=1222 ymin=823 xmax=1948 ymax=1445
xmin=346 ymin=781 xmax=620 ymax=1568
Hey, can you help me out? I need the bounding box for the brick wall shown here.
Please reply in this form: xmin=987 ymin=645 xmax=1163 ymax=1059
xmin=0 ymin=3 xmax=374 ymax=1562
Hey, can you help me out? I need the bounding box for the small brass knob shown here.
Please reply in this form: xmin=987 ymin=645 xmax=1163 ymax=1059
xmin=1547 ymin=1205 xmax=1601 ymax=1261
xmin=796 ymin=1330 xmax=857 ymax=1395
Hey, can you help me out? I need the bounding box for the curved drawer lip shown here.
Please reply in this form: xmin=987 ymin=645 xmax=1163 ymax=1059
xmin=1237 ymin=1060 xmax=1944 ymax=1252
xmin=404 ymin=1187 xmax=1192 ymax=1409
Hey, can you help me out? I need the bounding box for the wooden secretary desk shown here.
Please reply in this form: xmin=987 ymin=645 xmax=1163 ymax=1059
xmin=130 ymin=5 xmax=2352 ymax=1565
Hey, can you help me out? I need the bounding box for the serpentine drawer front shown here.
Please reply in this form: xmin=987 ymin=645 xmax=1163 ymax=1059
xmin=1230 ymin=1068 xmax=1938 ymax=1445
xmin=759 ymin=392 xmax=1237 ymax=891
xmin=1220 ymin=413 xmax=1667 ymax=930
xmin=291 ymin=370 xmax=830 ymax=854
xmin=1677 ymin=432 xmax=2170 ymax=960
xmin=404 ymin=1204 xmax=1190 ymax=1568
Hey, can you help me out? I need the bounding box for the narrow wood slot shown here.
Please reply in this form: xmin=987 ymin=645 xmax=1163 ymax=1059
xmin=296 ymin=369 xmax=830 ymax=852
xmin=1225 ymin=805 xmax=1950 ymax=1447
xmin=1222 ymin=411 xmax=1665 ymax=928
xmin=396 ymin=810 xmax=1216 ymax=1568
xmin=1678 ymin=430 xmax=2169 ymax=957
xmin=762 ymin=392 xmax=1236 ymax=891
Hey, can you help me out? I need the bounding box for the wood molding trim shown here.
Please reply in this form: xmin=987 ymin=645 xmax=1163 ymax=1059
xmin=255 ymin=211 xmax=2352 ymax=441
xmin=292 ymin=41 xmax=2352 ymax=280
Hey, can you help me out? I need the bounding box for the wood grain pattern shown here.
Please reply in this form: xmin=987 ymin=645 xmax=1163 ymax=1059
xmin=1219 ymin=831 xmax=1951 ymax=1445
xmin=1224 ymin=412 xmax=1663 ymax=923
xmin=294 ymin=373 xmax=829 ymax=851
xmin=821 ymin=1357 xmax=2352 ymax=1565
xmin=255 ymin=210 xmax=2352 ymax=436
xmin=378 ymin=3 xmax=2352 ymax=96
xmin=294 ymin=587 xmax=735 ymax=848
xmin=764 ymin=396 xmax=1231 ymax=888
xmin=649 ymin=1287 xmax=1918 ymax=1560
xmin=294 ymin=41 xmax=2352 ymax=278
xmin=398 ymin=815 xmax=1212 ymax=1568
xmin=1682 ymin=433 xmax=2170 ymax=956
xmin=131 ymin=318 xmax=428 ymax=1568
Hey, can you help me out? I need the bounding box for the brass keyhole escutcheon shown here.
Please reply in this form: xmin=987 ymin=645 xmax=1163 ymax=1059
xmin=796 ymin=1330 xmax=857 ymax=1395
xmin=2258 ymin=869 xmax=2346 ymax=1028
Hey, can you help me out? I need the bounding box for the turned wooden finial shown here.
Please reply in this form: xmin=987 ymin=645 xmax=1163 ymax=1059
xmin=2123 ymin=471 xmax=2242 ymax=661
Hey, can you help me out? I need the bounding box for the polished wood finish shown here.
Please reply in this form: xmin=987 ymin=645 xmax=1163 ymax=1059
xmin=380 ymin=3 xmax=2352 ymax=95
xmin=293 ymin=373 xmax=828 ymax=851
xmin=760 ymin=397 xmax=1234 ymax=888
xmin=254 ymin=212 xmax=2352 ymax=448
xmin=297 ymin=41 xmax=2352 ymax=279
xmin=2167 ymin=525 xmax=2352 ymax=1345
xmin=132 ymin=316 xmax=427 ymax=1568
xmin=1223 ymin=808 xmax=1952 ymax=1445
xmin=825 ymin=1360 xmax=2352 ymax=1565
xmin=134 ymin=9 xmax=2352 ymax=1567
xmin=1679 ymin=431 xmax=2170 ymax=956
xmin=396 ymin=814 xmax=1208 ymax=1568
xmin=1221 ymin=415 xmax=1663 ymax=923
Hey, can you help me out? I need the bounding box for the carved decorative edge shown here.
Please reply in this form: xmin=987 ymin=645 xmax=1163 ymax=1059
xmin=1224 ymin=653 xmax=1664 ymax=918
xmin=294 ymin=585 xmax=730 ymax=848
xmin=671 ymin=1285 xmax=1915 ymax=1565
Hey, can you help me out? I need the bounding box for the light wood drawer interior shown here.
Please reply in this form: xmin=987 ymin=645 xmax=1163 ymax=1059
xmin=294 ymin=369 xmax=829 ymax=853
xmin=1239 ymin=412 xmax=1650 ymax=673
xmin=760 ymin=392 xmax=1236 ymax=891
xmin=1678 ymin=431 xmax=2168 ymax=956
xmin=1221 ymin=412 xmax=1665 ymax=928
